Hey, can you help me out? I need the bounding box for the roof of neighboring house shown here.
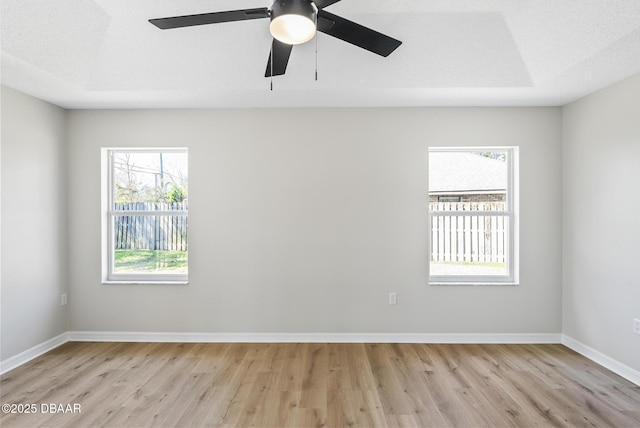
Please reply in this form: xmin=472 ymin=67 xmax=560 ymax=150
xmin=429 ymin=151 xmax=507 ymax=194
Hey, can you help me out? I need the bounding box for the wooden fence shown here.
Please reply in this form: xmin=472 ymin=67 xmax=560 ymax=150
xmin=113 ymin=202 xmax=187 ymax=251
xmin=429 ymin=202 xmax=507 ymax=263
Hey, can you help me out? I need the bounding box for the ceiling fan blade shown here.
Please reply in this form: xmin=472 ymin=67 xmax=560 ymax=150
xmin=316 ymin=10 xmax=402 ymax=57
xmin=265 ymin=39 xmax=294 ymax=77
xmin=149 ymin=8 xmax=269 ymax=30
xmin=312 ymin=0 xmax=342 ymax=9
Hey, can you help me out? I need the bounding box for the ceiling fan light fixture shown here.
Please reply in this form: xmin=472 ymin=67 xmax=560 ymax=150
xmin=269 ymin=0 xmax=317 ymax=45
xmin=149 ymin=0 xmax=403 ymax=78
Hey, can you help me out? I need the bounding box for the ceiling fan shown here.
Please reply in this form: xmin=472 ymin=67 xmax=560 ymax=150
xmin=149 ymin=0 xmax=402 ymax=77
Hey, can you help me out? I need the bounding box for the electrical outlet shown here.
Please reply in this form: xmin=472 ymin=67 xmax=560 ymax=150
xmin=634 ymin=318 xmax=640 ymax=335
xmin=60 ymin=293 xmax=68 ymax=306
xmin=388 ymin=292 xmax=397 ymax=305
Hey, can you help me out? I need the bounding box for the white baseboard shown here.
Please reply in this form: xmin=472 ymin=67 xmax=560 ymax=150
xmin=562 ymin=334 xmax=640 ymax=386
xmin=0 ymin=332 xmax=69 ymax=375
xmin=67 ymin=331 xmax=562 ymax=344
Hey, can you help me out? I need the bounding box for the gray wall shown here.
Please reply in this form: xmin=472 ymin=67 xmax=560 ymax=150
xmin=5 ymin=75 xmax=639 ymax=374
xmin=1 ymin=86 xmax=68 ymax=360
xmin=563 ymin=73 xmax=640 ymax=372
xmin=66 ymin=107 xmax=563 ymax=334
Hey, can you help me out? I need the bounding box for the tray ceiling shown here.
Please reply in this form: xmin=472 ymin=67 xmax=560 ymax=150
xmin=2 ymin=0 xmax=640 ymax=108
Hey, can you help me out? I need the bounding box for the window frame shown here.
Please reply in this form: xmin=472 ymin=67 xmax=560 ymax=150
xmin=101 ymin=148 xmax=189 ymax=284
xmin=428 ymin=146 xmax=519 ymax=285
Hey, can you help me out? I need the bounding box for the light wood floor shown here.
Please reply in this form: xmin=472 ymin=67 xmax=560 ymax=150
xmin=1 ymin=342 xmax=639 ymax=427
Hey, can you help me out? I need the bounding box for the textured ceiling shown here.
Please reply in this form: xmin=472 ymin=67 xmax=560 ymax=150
xmin=2 ymin=0 xmax=640 ymax=108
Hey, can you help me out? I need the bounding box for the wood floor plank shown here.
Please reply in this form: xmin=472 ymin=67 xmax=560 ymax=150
xmin=1 ymin=342 xmax=639 ymax=428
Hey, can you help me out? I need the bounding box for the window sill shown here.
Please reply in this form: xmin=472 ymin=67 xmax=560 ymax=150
xmin=429 ymin=281 xmax=519 ymax=286
xmin=102 ymin=280 xmax=189 ymax=285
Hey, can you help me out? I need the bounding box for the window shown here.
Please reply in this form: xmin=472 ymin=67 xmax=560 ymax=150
xmin=102 ymin=148 xmax=188 ymax=283
xmin=428 ymin=147 xmax=518 ymax=284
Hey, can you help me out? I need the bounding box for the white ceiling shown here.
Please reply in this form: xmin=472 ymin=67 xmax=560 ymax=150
xmin=2 ymin=0 xmax=640 ymax=109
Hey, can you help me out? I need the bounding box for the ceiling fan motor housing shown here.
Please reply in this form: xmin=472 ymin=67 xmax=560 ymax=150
xmin=270 ymin=0 xmax=318 ymax=45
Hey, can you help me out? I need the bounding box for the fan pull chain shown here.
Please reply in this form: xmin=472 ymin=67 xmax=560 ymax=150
xmin=270 ymin=42 xmax=274 ymax=91
xmin=314 ymin=13 xmax=318 ymax=81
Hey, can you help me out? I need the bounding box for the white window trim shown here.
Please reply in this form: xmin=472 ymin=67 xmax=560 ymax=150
xmin=101 ymin=148 xmax=189 ymax=285
xmin=428 ymin=146 xmax=519 ymax=285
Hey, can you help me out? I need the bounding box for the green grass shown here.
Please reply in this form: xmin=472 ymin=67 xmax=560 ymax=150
xmin=114 ymin=249 xmax=187 ymax=273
